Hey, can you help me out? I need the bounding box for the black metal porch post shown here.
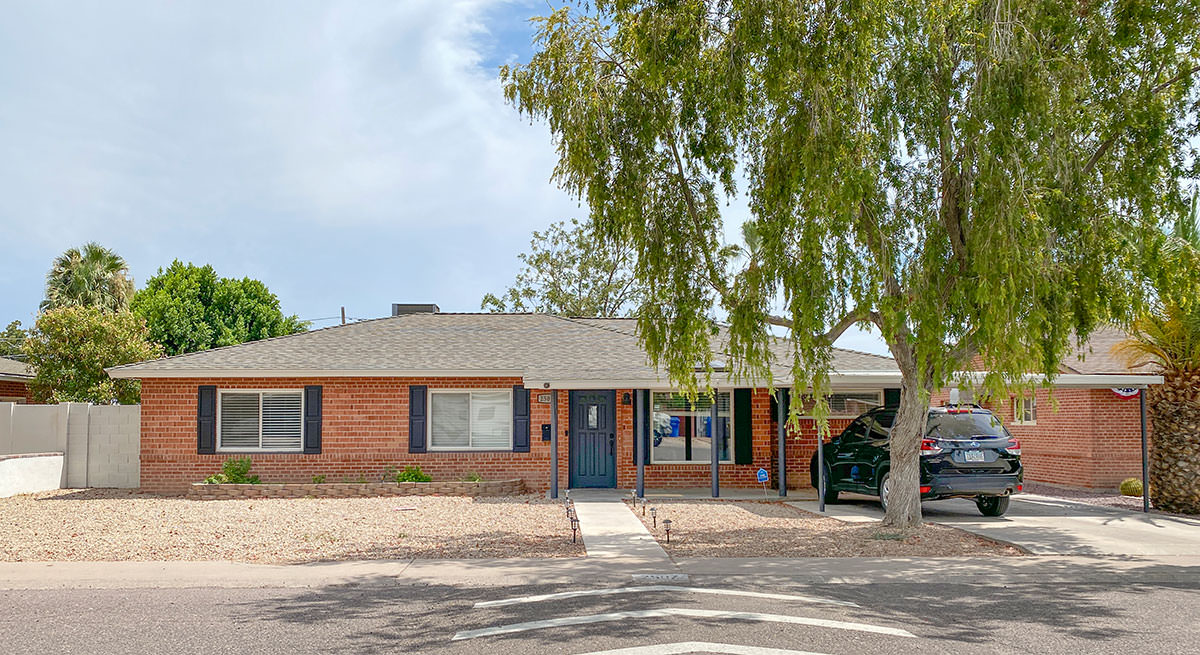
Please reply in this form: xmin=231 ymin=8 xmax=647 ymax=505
xmin=1141 ymin=387 xmax=1149 ymax=513
xmin=636 ymin=390 xmax=646 ymax=498
xmin=777 ymin=388 xmax=788 ymax=497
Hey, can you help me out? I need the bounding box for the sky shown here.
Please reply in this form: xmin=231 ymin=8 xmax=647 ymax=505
xmin=0 ymin=0 xmax=891 ymax=357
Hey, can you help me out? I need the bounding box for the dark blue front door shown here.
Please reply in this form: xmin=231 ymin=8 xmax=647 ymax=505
xmin=569 ymin=390 xmax=617 ymax=488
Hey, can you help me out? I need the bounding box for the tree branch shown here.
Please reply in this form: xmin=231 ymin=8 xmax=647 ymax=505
xmin=1083 ymin=64 xmax=1200 ymax=176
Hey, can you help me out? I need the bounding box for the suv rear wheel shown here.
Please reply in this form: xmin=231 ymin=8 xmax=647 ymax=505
xmin=975 ymin=495 xmax=1010 ymax=517
xmin=878 ymin=472 xmax=891 ymax=512
xmin=820 ymin=462 xmax=839 ymax=504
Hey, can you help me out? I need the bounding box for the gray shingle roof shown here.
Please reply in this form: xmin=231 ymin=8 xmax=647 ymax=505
xmin=107 ymin=313 xmax=898 ymax=384
xmin=1064 ymin=325 xmax=1140 ymax=375
xmin=0 ymin=357 xmax=32 ymax=379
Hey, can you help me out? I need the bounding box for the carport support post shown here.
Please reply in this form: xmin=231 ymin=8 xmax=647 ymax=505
xmin=711 ymin=390 xmax=720 ymax=498
xmin=636 ymin=390 xmax=647 ymax=498
xmin=550 ymin=390 xmax=559 ymax=500
xmin=777 ymin=389 xmax=788 ymax=497
xmin=1141 ymin=387 xmax=1149 ymax=513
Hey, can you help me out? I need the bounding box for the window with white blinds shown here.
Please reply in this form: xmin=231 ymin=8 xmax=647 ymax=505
xmin=429 ymin=390 xmax=512 ymax=450
xmin=218 ymin=391 xmax=303 ymax=451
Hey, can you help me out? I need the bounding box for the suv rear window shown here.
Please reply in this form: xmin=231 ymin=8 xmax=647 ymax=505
xmin=926 ymin=412 xmax=1009 ymax=439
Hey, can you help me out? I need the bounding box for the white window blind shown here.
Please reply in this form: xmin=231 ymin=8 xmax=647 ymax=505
xmin=219 ymin=391 xmax=303 ymax=451
xmin=430 ymin=390 xmax=512 ymax=450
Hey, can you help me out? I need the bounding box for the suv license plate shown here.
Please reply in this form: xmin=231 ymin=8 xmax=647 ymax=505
xmin=963 ymin=450 xmax=986 ymax=462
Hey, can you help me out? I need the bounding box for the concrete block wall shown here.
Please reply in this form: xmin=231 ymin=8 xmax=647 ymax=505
xmin=0 ymin=402 xmax=140 ymax=489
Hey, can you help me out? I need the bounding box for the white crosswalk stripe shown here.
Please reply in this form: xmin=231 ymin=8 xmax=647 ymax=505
xmin=573 ymin=642 xmax=832 ymax=655
xmin=451 ymin=607 xmax=917 ymax=641
xmin=474 ymin=585 xmax=859 ymax=609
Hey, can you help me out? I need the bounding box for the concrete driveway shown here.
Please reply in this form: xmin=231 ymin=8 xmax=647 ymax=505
xmin=792 ymin=494 xmax=1200 ymax=557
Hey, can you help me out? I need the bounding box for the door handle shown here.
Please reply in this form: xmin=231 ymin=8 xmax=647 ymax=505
xmin=609 ymin=433 xmax=615 ymax=456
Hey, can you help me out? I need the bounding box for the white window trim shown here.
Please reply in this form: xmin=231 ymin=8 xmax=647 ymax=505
xmin=216 ymin=389 xmax=305 ymax=453
xmin=798 ymin=389 xmax=885 ymax=420
xmin=649 ymin=391 xmax=735 ymax=465
xmin=427 ymin=388 xmax=514 ymax=451
xmin=1013 ymin=395 xmax=1037 ymax=426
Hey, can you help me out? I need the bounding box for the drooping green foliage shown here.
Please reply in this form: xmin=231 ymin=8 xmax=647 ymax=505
xmin=482 ymin=218 xmax=642 ymax=316
xmin=41 ymin=242 xmax=135 ymax=313
xmin=503 ymin=1 xmax=1199 ymax=527
xmin=131 ymin=261 xmax=309 ymax=356
xmin=23 ymin=306 xmax=163 ymax=404
xmin=0 ymin=321 xmax=26 ymax=359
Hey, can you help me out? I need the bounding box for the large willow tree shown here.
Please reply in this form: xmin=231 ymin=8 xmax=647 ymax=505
xmin=504 ymin=1 xmax=1199 ymax=527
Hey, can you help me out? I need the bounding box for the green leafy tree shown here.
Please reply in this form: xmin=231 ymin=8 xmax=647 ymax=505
xmin=0 ymin=321 xmax=26 ymax=359
xmin=41 ymin=242 xmax=135 ymax=313
xmin=482 ymin=218 xmax=642 ymax=316
xmin=23 ymin=306 xmax=163 ymax=404
xmin=503 ymin=1 xmax=1199 ymax=527
xmin=131 ymin=261 xmax=309 ymax=356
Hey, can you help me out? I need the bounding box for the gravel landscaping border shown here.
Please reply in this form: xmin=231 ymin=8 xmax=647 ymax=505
xmin=0 ymin=489 xmax=583 ymax=563
xmin=627 ymin=499 xmax=1022 ymax=558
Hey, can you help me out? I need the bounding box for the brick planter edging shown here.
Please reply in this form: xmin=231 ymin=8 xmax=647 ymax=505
xmin=187 ymin=479 xmax=526 ymax=500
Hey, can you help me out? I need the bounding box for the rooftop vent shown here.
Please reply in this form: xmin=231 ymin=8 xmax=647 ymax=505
xmin=392 ymin=303 xmax=440 ymax=316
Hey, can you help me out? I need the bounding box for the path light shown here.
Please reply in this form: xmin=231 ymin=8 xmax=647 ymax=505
xmin=663 ymin=519 xmax=673 ymax=544
xmin=650 ymin=507 xmax=657 ymax=528
xmin=570 ymin=516 xmax=580 ymax=543
xmin=641 ymin=498 xmax=647 ymax=516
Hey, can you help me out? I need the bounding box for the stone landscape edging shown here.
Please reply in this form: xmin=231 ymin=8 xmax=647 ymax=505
xmin=187 ymin=479 xmax=525 ymax=500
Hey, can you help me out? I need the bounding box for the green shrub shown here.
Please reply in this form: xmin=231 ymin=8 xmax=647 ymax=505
xmin=312 ymin=475 xmax=326 ymax=484
xmin=203 ymin=457 xmax=260 ymax=484
xmin=459 ymin=472 xmax=483 ymax=483
xmin=1119 ymin=478 xmax=1144 ymax=497
xmin=395 ymin=465 xmax=432 ymax=483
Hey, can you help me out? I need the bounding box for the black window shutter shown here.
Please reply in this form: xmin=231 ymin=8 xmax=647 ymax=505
xmin=512 ymin=385 xmax=531 ymax=452
xmin=303 ymin=385 xmax=322 ymax=454
xmin=197 ymin=385 xmax=216 ymax=454
xmin=734 ymin=388 xmax=754 ymax=465
xmin=409 ymin=385 xmax=427 ymax=453
xmin=635 ymin=390 xmax=651 ymax=465
xmin=884 ymin=388 xmax=901 ymax=408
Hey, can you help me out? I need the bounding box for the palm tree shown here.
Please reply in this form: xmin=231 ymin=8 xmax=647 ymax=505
xmin=1118 ymin=193 xmax=1200 ymax=514
xmin=41 ymin=243 xmax=135 ymax=313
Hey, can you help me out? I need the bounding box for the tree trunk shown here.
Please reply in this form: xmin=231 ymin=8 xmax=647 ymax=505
xmin=881 ymin=372 xmax=928 ymax=530
xmin=1147 ymin=371 xmax=1200 ymax=514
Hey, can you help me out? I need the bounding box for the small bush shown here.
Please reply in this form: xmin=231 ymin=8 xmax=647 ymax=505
xmin=459 ymin=472 xmax=483 ymax=483
xmin=1119 ymin=478 xmax=1144 ymax=497
xmin=395 ymin=465 xmax=432 ymax=483
xmin=312 ymin=475 xmax=327 ymax=484
xmin=203 ymin=457 xmax=260 ymax=484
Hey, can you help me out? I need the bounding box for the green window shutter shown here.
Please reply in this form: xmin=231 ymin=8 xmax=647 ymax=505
xmin=734 ymin=388 xmax=753 ymax=465
xmin=884 ymin=388 xmax=901 ymax=408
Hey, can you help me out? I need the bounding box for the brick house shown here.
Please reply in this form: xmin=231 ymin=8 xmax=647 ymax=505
xmin=106 ymin=307 xmax=1158 ymax=495
xmin=0 ymin=357 xmax=33 ymax=403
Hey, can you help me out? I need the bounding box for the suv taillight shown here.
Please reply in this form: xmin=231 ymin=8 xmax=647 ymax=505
xmin=1002 ymin=438 xmax=1021 ymax=456
xmin=920 ymin=438 xmax=944 ymax=455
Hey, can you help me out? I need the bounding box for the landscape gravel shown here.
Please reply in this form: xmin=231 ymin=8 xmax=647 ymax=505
xmin=627 ymin=500 xmax=1021 ymax=558
xmin=0 ymin=489 xmax=584 ymax=563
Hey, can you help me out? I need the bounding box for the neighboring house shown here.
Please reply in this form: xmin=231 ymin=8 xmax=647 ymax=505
xmin=0 ymin=357 xmax=33 ymax=403
xmin=106 ymin=307 xmax=1157 ymax=494
xmin=969 ymin=326 xmax=1154 ymax=490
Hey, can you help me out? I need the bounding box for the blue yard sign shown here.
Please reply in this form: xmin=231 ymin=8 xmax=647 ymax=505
xmin=757 ymin=468 xmax=769 ymax=483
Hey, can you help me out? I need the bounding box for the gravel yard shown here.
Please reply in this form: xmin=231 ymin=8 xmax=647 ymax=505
xmin=628 ymin=500 xmax=1021 ymax=557
xmin=0 ymin=489 xmax=583 ymax=563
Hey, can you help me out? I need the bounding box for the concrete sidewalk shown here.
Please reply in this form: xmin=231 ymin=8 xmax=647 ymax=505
xmin=2 ymin=554 xmax=1198 ymax=590
xmin=569 ymin=489 xmax=675 ymax=570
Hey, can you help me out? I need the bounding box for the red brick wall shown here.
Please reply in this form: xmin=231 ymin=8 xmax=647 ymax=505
xmin=141 ymin=376 xmax=557 ymax=494
xmin=992 ymin=388 xmax=1145 ymax=490
xmin=0 ymin=379 xmax=32 ymax=402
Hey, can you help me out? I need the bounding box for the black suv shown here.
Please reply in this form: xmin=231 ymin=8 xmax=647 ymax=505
xmin=810 ymin=405 xmax=1023 ymax=516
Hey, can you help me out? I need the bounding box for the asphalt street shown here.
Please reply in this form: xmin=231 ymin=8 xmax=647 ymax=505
xmin=4 ymin=575 xmax=1198 ymax=654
